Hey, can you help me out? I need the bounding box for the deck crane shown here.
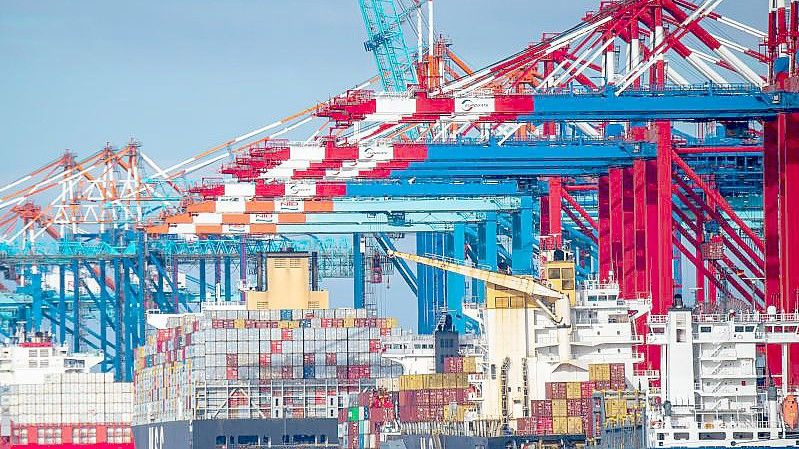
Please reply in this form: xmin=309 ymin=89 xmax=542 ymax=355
xmin=386 ymin=249 xmax=575 ymax=362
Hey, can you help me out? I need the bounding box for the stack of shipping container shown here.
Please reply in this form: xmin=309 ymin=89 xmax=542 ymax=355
xmin=337 ymin=355 xmax=480 ymax=449
xmin=8 ymin=372 xmax=133 ymax=446
xmin=133 ymin=307 xmax=404 ymax=425
xmin=338 ymin=390 xmax=396 ymax=449
xmin=516 ymin=363 xmax=628 ymax=438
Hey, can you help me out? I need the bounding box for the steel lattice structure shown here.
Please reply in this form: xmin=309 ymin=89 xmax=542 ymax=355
xmin=3 ymin=0 xmax=799 ymax=387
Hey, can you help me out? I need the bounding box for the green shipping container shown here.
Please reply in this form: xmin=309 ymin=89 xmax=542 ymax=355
xmin=348 ymin=406 xmax=361 ymax=422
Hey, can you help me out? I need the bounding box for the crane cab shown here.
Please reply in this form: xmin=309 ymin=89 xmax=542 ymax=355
xmin=541 ymin=248 xmax=577 ymax=305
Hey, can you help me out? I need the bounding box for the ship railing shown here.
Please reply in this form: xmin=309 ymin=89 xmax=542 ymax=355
xmin=648 ymin=315 xmax=668 ymax=323
xmin=634 ymin=369 xmax=660 ymax=378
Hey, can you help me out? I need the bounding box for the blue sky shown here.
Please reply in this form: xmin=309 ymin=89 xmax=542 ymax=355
xmin=0 ymin=1 xmax=764 ymax=328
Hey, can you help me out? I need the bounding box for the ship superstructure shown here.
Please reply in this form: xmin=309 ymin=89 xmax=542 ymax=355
xmin=645 ymin=300 xmax=799 ymax=448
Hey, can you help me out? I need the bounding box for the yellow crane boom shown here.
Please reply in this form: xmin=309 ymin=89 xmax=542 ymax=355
xmin=386 ymin=250 xmax=567 ymax=324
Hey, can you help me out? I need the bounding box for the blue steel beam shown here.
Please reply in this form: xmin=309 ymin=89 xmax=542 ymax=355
xmin=522 ymin=85 xmax=799 ymax=121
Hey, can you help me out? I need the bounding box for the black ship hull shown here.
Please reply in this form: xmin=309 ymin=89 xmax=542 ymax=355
xmin=132 ymin=418 xmax=337 ymax=449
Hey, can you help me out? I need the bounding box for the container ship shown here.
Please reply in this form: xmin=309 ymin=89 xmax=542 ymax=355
xmin=131 ymin=251 xmax=404 ymax=449
xmin=0 ymin=329 xmax=134 ymax=449
xmin=342 ymin=248 xmax=799 ymax=449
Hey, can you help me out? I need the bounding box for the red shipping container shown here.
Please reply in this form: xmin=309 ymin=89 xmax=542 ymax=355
xmin=582 ymin=398 xmax=593 ymax=415
xmin=546 ymin=382 xmax=567 ymax=399
xmin=530 ymin=399 xmax=552 ymax=417
xmin=610 ymin=363 xmax=625 ymax=380
xmin=336 ymin=366 xmax=348 ymax=380
xmin=442 ymin=388 xmax=457 ymax=404
xmin=581 ymin=381 xmax=595 ymax=398
xmin=304 ymin=353 xmax=316 ymax=365
xmin=259 ymin=354 xmax=271 ymax=366
xmin=567 ymin=399 xmax=583 ymax=417
xmin=226 ymin=354 xmax=238 ymax=366
xmin=226 ymin=367 xmax=238 ymax=380
xmin=281 ymin=366 xmax=293 ymax=379
xmin=399 ymin=391 xmax=415 ymax=406
xmin=326 ymin=352 xmax=337 ymax=365
xmin=594 ymin=380 xmax=611 ymax=391
xmin=583 ymin=414 xmax=596 ymax=438
xmin=417 ymin=389 xmax=429 ymax=406
xmin=611 ymin=379 xmax=626 ymax=390
xmin=271 ymin=341 xmax=283 ymax=353
xmin=537 ymin=417 xmax=553 ymax=435
xmin=369 ymin=339 xmax=382 ymax=353
xmin=370 ymin=408 xmax=386 ymax=424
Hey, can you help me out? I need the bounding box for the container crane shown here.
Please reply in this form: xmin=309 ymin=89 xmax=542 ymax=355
xmin=387 ymin=249 xmax=574 ymax=363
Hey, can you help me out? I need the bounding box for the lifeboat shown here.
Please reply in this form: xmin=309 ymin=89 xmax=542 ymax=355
xmin=783 ymin=395 xmax=798 ymax=429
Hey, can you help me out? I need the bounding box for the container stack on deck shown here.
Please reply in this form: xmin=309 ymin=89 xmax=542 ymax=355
xmin=339 ymin=389 xmax=397 ymax=449
xmin=516 ymin=363 xmax=628 ymax=438
xmin=133 ymin=308 xmax=404 ymax=423
xmin=8 ymin=373 xmax=133 ymax=446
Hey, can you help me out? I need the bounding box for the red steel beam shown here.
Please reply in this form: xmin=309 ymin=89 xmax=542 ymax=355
xmin=563 ymin=205 xmax=599 ymax=244
xmin=621 ymin=167 xmax=636 ymax=298
xmin=673 ymin=152 xmax=765 ymax=252
xmin=598 ymin=175 xmax=612 ymax=281
xmin=672 ymin=179 xmax=765 ymax=282
xmin=549 ymin=177 xmax=563 ymax=247
xmin=609 ymin=168 xmax=624 ymax=291
xmin=562 ymin=190 xmax=598 ymax=230
xmin=654 ymin=123 xmax=673 ymax=312
xmin=673 ymin=207 xmax=762 ymax=301
xmin=633 ymin=160 xmax=648 ymax=296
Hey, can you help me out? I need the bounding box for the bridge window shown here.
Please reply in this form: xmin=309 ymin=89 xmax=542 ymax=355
xmin=561 ymin=268 xmax=574 ymax=279
xmin=674 ymin=433 xmax=690 ymax=440
xmin=238 ymin=435 xmax=258 ymax=444
xmin=733 ymin=432 xmax=753 ymax=440
xmin=699 ymin=432 xmax=725 ymax=440
xmin=700 ymin=326 xmax=711 ymax=333
xmin=548 ymin=268 xmax=561 ymax=279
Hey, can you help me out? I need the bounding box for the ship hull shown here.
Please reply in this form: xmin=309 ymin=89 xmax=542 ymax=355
xmin=383 ymin=434 xmax=587 ymax=449
xmin=9 ymin=445 xmax=132 ymax=449
xmin=132 ymin=418 xmax=338 ymax=449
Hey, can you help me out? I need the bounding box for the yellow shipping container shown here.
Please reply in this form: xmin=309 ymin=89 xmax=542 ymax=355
xmin=234 ymin=319 xmax=245 ymax=329
xmin=567 ymin=382 xmax=582 ymax=399
xmin=400 ymin=374 xmax=424 ymax=390
xmin=287 ymin=320 xmax=300 ymax=329
xmin=553 ymin=416 xmax=569 ymax=434
xmin=551 ymin=399 xmax=568 ymax=417
xmin=443 ymin=404 xmax=473 ymax=422
xmin=605 ymin=399 xmax=627 ymax=417
xmin=589 ymin=363 xmax=610 ymax=381
xmin=278 ymin=320 xmax=290 ymax=329
xmin=463 ymin=356 xmax=478 ymax=374
xmin=385 ymin=317 xmax=398 ymax=328
xmin=344 ymin=318 xmax=355 ymax=328
xmin=567 ymin=417 xmax=583 ymax=434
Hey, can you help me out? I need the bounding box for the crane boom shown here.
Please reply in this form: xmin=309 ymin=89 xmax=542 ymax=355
xmin=387 ymin=249 xmax=567 ymax=324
